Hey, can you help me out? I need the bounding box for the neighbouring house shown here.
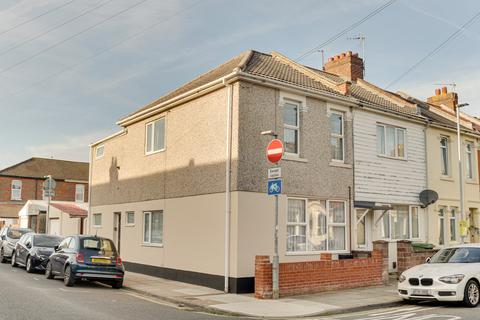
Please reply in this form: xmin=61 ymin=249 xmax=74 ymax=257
xmin=19 ymin=200 xmax=88 ymax=236
xmin=399 ymin=88 xmax=480 ymax=247
xmin=321 ymin=52 xmax=428 ymax=273
xmin=0 ymin=158 xmax=89 ymax=229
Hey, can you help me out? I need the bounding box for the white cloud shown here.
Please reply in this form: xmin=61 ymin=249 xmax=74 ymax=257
xmin=25 ymin=129 xmax=114 ymax=163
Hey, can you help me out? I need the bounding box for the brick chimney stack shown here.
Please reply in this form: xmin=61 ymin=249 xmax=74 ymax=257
xmin=427 ymin=86 xmax=458 ymax=110
xmin=323 ymin=51 xmax=364 ymax=81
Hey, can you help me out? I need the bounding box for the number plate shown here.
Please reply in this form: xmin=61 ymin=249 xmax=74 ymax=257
xmin=91 ymin=257 xmax=110 ymax=264
xmin=412 ymin=289 xmax=430 ymax=296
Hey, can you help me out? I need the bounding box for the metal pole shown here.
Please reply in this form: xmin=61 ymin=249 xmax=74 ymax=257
xmin=45 ymin=175 xmax=51 ymax=235
xmin=272 ymin=193 xmax=279 ymax=299
xmin=456 ymin=106 xmax=466 ymax=244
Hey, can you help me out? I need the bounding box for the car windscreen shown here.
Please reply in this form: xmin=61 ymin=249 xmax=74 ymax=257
xmin=430 ymin=247 xmax=480 ymax=263
xmin=81 ymin=238 xmax=116 ymax=257
xmin=33 ymin=235 xmax=62 ymax=248
xmin=7 ymin=229 xmax=30 ymax=239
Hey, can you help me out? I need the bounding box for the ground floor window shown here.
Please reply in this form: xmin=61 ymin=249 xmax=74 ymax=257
xmin=143 ymin=211 xmax=163 ymax=244
xmin=382 ymin=206 xmax=420 ymax=240
xmin=356 ymin=210 xmax=367 ymax=248
xmin=439 ymin=207 xmax=446 ymax=245
xmin=287 ymin=198 xmax=347 ymax=252
xmin=93 ymin=213 xmax=102 ymax=227
xmin=450 ymin=207 xmax=458 ymax=242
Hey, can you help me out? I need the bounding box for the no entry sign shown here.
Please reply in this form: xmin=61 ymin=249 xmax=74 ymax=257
xmin=266 ymin=139 xmax=284 ymax=164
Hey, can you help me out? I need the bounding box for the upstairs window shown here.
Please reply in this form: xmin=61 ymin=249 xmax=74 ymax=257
xmin=11 ymin=180 xmax=22 ymax=200
xmin=75 ymin=184 xmax=85 ymax=203
xmin=283 ymin=101 xmax=300 ymax=155
xmin=146 ymin=118 xmax=165 ymax=155
xmin=330 ymin=111 xmax=345 ymax=162
xmin=466 ymin=142 xmax=474 ymax=179
xmin=440 ymin=136 xmax=449 ymax=176
xmin=377 ymin=124 xmax=406 ymax=159
xmin=95 ymin=145 xmax=105 ymax=159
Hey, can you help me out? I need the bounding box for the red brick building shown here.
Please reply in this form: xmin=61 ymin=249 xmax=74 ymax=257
xmin=0 ymin=158 xmax=89 ymax=228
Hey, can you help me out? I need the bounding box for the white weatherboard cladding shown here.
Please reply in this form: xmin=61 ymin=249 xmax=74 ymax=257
xmin=354 ymin=109 xmax=426 ymax=205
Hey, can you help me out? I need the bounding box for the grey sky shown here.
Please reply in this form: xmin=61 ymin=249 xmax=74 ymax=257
xmin=0 ymin=0 xmax=479 ymax=169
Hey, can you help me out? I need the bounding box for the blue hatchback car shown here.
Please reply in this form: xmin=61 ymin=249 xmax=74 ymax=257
xmin=45 ymin=235 xmax=124 ymax=288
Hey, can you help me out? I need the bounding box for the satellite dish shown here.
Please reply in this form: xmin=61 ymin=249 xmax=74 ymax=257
xmin=419 ymin=190 xmax=438 ymax=207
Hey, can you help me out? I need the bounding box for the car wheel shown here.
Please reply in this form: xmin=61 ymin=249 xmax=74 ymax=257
xmin=463 ymin=279 xmax=480 ymax=307
xmin=25 ymin=256 xmax=33 ymax=273
xmin=10 ymin=251 xmax=17 ymax=267
xmin=45 ymin=261 xmax=54 ymax=279
xmin=63 ymin=265 xmax=75 ymax=287
xmin=0 ymin=248 xmax=6 ymax=263
xmin=111 ymin=280 xmax=123 ymax=289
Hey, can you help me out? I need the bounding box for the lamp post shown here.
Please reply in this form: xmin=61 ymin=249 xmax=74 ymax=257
xmin=456 ymin=102 xmax=469 ymax=244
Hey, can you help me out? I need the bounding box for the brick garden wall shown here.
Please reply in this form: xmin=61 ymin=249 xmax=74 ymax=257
xmin=397 ymin=240 xmax=438 ymax=276
xmin=255 ymin=241 xmax=389 ymax=299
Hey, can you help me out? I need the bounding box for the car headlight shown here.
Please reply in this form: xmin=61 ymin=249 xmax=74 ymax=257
xmin=399 ymin=274 xmax=406 ymax=283
xmin=439 ymin=274 xmax=465 ymax=284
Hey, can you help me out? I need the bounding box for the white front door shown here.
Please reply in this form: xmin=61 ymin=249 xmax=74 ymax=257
xmin=49 ymin=219 xmax=60 ymax=236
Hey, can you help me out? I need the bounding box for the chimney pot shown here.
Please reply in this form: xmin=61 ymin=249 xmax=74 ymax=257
xmin=347 ymin=51 xmax=352 ymax=56
xmin=435 ymin=88 xmax=441 ymax=96
xmin=341 ymin=52 xmax=346 ymax=57
xmin=442 ymin=87 xmax=448 ymax=95
xmin=324 ymin=51 xmax=364 ymax=81
xmin=328 ymin=57 xmax=334 ymax=62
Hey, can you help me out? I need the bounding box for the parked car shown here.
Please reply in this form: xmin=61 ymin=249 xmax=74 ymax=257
xmin=11 ymin=233 xmax=62 ymax=273
xmin=45 ymin=235 xmax=124 ymax=288
xmin=0 ymin=227 xmax=33 ymax=263
xmin=398 ymin=244 xmax=480 ymax=307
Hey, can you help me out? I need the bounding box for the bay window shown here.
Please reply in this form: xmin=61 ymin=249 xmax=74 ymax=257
xmin=283 ymin=101 xmax=300 ymax=155
xmin=330 ymin=111 xmax=344 ymax=161
xmin=376 ymin=124 xmax=406 ymax=158
xmin=287 ymin=198 xmax=347 ymax=252
xmin=382 ymin=206 xmax=420 ymax=240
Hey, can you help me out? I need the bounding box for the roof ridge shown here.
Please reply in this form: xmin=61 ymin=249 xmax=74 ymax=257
xmin=355 ymin=79 xmax=417 ymax=110
xmin=269 ymin=51 xmax=344 ymax=93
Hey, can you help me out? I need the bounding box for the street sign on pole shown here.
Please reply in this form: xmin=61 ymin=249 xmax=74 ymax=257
xmin=267 ymin=179 xmax=282 ymax=196
xmin=266 ymin=139 xmax=284 ymax=164
xmin=44 ymin=175 xmax=56 ymax=235
xmin=268 ymin=167 xmax=281 ymax=179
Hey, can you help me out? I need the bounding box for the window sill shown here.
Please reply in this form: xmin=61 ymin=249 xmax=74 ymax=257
xmin=286 ymin=250 xmax=349 ymax=256
xmin=92 ymin=226 xmax=102 ymax=229
xmin=377 ymin=154 xmax=408 ymax=161
xmin=283 ymin=155 xmax=308 ymax=163
xmin=440 ymin=176 xmax=454 ymax=182
xmin=124 ymin=224 xmax=135 ymax=228
xmin=145 ymin=149 xmax=166 ymax=156
xmin=466 ymin=180 xmax=478 ymax=185
xmin=329 ymin=161 xmax=352 ymax=169
xmin=141 ymin=243 xmax=164 ymax=248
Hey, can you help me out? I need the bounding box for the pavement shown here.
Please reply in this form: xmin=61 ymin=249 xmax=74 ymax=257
xmin=123 ymin=271 xmax=403 ymax=318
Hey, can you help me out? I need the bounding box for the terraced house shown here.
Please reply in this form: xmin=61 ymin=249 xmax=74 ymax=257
xmin=90 ymin=49 xmax=480 ymax=296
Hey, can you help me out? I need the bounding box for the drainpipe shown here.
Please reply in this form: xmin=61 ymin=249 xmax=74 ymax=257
xmin=87 ymin=146 xmax=93 ymax=236
xmin=424 ymin=124 xmax=429 ymax=243
xmin=223 ymin=79 xmax=233 ymax=293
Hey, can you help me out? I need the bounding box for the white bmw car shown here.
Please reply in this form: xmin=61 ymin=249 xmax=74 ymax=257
xmin=398 ymin=244 xmax=480 ymax=307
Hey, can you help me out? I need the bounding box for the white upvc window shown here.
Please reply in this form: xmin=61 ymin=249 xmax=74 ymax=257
xmin=11 ymin=180 xmax=22 ymax=200
xmin=382 ymin=205 xmax=420 ymax=240
xmin=75 ymin=184 xmax=85 ymax=203
xmin=95 ymin=145 xmax=105 ymax=159
xmin=126 ymin=211 xmax=135 ymax=226
xmin=440 ymin=136 xmax=449 ymax=176
xmin=465 ymin=141 xmax=474 ymax=180
xmin=376 ymin=124 xmax=406 ymax=159
xmin=286 ymin=198 xmax=347 ymax=253
xmin=283 ymin=100 xmax=300 ymax=155
xmin=143 ymin=211 xmax=163 ymax=245
xmin=450 ymin=207 xmax=458 ymax=242
xmin=93 ymin=213 xmax=102 ymax=227
xmin=330 ymin=111 xmax=345 ymax=162
xmin=145 ymin=118 xmax=166 ymax=155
